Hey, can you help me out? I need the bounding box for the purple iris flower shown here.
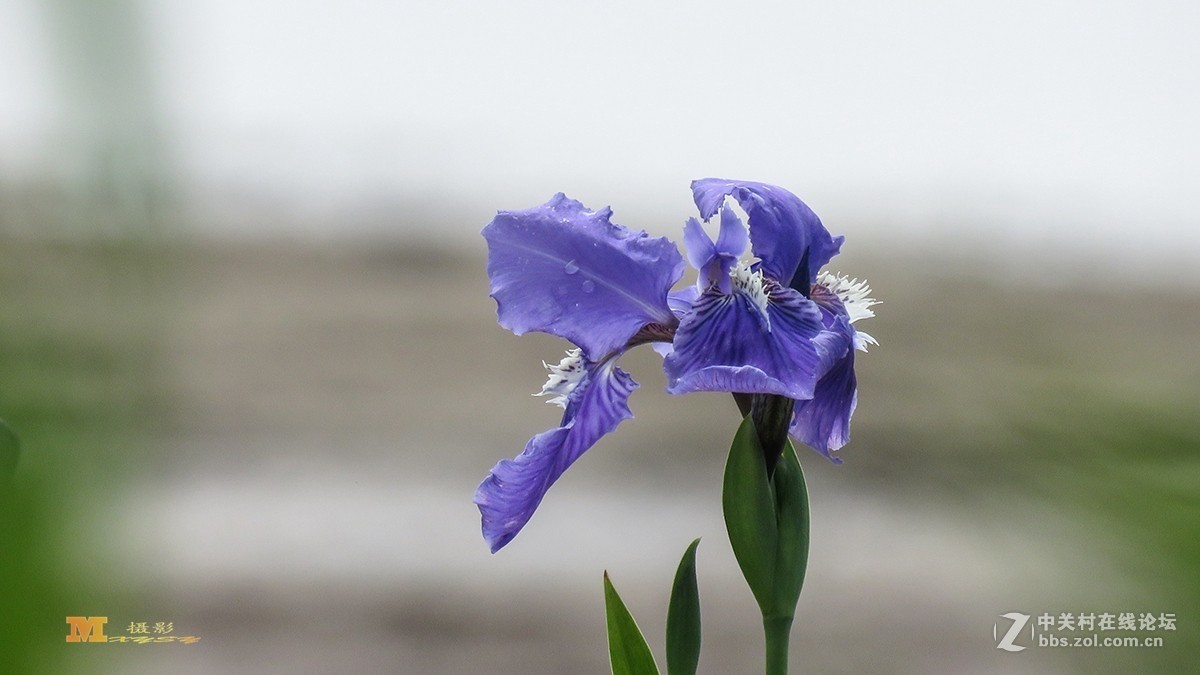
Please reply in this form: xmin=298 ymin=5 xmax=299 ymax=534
xmin=475 ymin=180 xmax=877 ymax=552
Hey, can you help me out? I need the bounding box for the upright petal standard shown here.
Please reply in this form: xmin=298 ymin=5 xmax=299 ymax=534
xmin=690 ymin=179 xmax=843 ymax=289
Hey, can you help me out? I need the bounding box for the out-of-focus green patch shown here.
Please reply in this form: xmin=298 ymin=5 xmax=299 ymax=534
xmin=1020 ymin=399 xmax=1200 ymax=583
xmin=862 ymin=387 xmax=1200 ymax=671
xmin=1009 ymin=397 xmax=1200 ymax=671
xmin=0 ymin=418 xmax=17 ymax=481
xmin=0 ymin=237 xmax=168 ymax=674
xmin=828 ymin=262 xmax=1200 ymax=671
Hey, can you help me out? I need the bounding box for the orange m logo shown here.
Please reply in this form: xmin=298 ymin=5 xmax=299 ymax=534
xmin=65 ymin=616 xmax=108 ymax=643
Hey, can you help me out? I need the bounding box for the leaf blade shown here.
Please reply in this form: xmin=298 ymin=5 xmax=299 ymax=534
xmin=604 ymin=571 xmax=660 ymax=675
xmin=768 ymin=442 xmax=810 ymax=619
xmin=666 ymin=539 xmax=702 ymax=675
xmin=722 ymin=415 xmax=778 ymax=613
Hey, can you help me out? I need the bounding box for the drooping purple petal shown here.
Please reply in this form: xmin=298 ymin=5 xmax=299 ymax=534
xmin=691 ymin=178 xmax=843 ymax=288
xmin=484 ymin=194 xmax=684 ymax=360
xmin=790 ymin=316 xmax=857 ymax=462
xmin=663 ymin=281 xmax=824 ymax=400
xmin=475 ymin=360 xmax=637 ymax=552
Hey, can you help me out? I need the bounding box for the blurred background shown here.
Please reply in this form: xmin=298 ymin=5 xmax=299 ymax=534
xmin=1 ymin=0 xmax=1197 ymax=673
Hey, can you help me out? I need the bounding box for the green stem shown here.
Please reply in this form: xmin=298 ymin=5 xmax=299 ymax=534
xmin=764 ymin=615 xmax=793 ymax=675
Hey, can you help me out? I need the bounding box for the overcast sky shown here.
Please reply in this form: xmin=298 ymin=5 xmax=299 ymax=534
xmin=1 ymin=0 xmax=1197 ymax=261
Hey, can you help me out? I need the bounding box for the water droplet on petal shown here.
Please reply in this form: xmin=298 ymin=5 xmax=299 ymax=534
xmin=564 ymin=260 xmax=579 ymax=274
xmin=581 ymin=279 xmax=595 ymax=293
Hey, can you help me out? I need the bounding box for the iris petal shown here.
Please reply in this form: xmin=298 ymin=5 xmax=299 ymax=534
xmin=475 ymin=360 xmax=638 ymax=552
xmin=484 ymin=193 xmax=684 ymax=360
xmin=691 ymin=178 xmax=843 ymax=288
xmin=681 ymin=206 xmax=747 ymax=293
xmin=664 ymin=283 xmax=823 ymax=399
xmin=790 ymin=317 xmax=857 ymax=462
xmin=715 ymin=204 xmax=750 ymax=258
xmin=682 ymin=217 xmax=716 ymax=272
xmin=667 ymin=285 xmax=700 ymax=316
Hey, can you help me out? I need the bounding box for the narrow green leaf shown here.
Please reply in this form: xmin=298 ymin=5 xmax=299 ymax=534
xmin=666 ymin=539 xmax=702 ymax=675
xmin=768 ymin=442 xmax=810 ymax=620
xmin=722 ymin=415 xmax=778 ymax=613
xmin=0 ymin=419 xmax=18 ymax=483
xmin=604 ymin=571 xmax=661 ymax=675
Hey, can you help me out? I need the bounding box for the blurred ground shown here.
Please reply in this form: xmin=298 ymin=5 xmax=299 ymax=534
xmin=2 ymin=236 xmax=1198 ymax=674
